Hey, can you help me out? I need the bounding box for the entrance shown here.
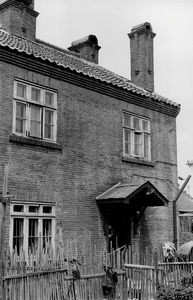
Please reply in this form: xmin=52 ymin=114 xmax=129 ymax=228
xmin=102 ymin=204 xmax=140 ymax=251
xmin=96 ymin=181 xmax=169 ymax=252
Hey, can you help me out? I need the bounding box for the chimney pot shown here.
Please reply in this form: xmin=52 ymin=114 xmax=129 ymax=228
xmin=68 ymin=35 xmax=101 ymax=64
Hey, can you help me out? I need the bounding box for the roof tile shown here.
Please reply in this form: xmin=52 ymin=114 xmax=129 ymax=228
xmin=0 ymin=27 xmax=180 ymax=110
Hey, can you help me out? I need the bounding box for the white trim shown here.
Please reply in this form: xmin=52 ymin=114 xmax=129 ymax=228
xmin=10 ymin=202 xmax=56 ymax=254
xmin=13 ymin=79 xmax=57 ymax=142
xmin=123 ymin=112 xmax=151 ymax=161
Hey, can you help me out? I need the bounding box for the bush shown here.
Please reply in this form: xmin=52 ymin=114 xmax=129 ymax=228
xmin=157 ymin=272 xmax=193 ymax=300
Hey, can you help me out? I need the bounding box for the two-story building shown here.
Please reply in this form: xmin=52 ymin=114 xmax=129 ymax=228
xmin=0 ymin=0 xmax=180 ymax=255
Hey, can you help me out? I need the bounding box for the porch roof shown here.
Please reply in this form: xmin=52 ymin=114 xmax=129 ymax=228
xmin=96 ymin=181 xmax=169 ymax=207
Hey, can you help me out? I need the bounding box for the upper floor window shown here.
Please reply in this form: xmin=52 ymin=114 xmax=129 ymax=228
xmin=13 ymin=80 xmax=57 ymax=142
xmin=123 ymin=112 xmax=151 ymax=160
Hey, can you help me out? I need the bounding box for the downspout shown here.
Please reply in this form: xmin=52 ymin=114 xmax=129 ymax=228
xmin=173 ymin=175 xmax=191 ymax=249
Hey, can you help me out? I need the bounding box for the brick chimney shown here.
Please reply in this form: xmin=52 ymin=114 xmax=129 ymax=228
xmin=128 ymin=22 xmax=156 ymax=92
xmin=0 ymin=0 xmax=38 ymax=40
xmin=68 ymin=35 xmax=101 ymax=64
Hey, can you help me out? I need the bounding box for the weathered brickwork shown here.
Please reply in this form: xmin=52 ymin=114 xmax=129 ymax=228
xmin=0 ymin=1 xmax=38 ymax=40
xmin=0 ymin=58 xmax=178 ymax=252
xmin=0 ymin=2 xmax=180 ymax=254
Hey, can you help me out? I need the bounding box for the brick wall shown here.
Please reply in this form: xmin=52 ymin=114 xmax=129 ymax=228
xmin=0 ymin=60 xmax=178 ymax=252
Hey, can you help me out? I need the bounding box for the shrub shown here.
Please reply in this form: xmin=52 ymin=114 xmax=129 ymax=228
xmin=157 ymin=272 xmax=193 ymax=300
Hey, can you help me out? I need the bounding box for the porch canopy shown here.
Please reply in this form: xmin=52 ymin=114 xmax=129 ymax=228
xmin=96 ymin=181 xmax=169 ymax=208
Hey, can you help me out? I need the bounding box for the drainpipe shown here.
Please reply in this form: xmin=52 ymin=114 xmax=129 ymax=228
xmin=173 ymin=175 xmax=191 ymax=249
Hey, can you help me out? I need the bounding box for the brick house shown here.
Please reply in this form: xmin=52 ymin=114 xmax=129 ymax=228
xmin=0 ymin=0 xmax=180 ymax=255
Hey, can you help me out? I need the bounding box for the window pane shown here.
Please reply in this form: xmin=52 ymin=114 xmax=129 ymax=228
xmin=44 ymin=125 xmax=53 ymax=139
xmin=30 ymin=105 xmax=41 ymax=138
xmin=134 ymin=133 xmax=142 ymax=156
xmin=45 ymin=92 xmax=54 ymax=106
xmin=28 ymin=219 xmax=38 ymax=252
xmin=16 ymin=120 xmax=24 ymax=133
xmin=43 ymin=219 xmax=52 ymax=248
xmin=133 ymin=118 xmax=141 ymax=131
xmin=144 ymin=134 xmax=149 ymax=158
xmin=125 ymin=129 xmax=131 ymax=143
xmin=31 ymin=105 xmax=41 ymax=122
xmin=29 ymin=206 xmax=39 ymax=213
xmin=45 ymin=110 xmax=53 ymax=124
xmin=43 ymin=206 xmax=52 ymax=214
xmin=13 ymin=218 xmax=24 ymax=254
xmin=142 ymin=120 xmax=149 ymax=132
xmin=16 ymin=102 xmax=26 ymax=134
xmin=31 ymin=87 xmax=40 ymax=102
xmin=124 ymin=129 xmax=131 ymax=155
xmin=16 ymin=102 xmax=25 ymax=118
xmin=43 ymin=219 xmax=52 ymax=236
xmin=13 ymin=205 xmax=24 ymax=212
xmin=123 ymin=113 xmax=131 ymax=128
xmin=17 ymin=83 xmax=26 ymax=98
xmin=44 ymin=109 xmax=54 ymax=139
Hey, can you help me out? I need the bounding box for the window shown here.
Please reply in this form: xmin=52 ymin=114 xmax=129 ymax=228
xmin=123 ymin=112 xmax=151 ymax=160
xmin=13 ymin=80 xmax=57 ymax=142
xmin=10 ymin=202 xmax=56 ymax=254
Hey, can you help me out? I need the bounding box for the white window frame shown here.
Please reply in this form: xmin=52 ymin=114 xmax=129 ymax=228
xmin=123 ymin=112 xmax=151 ymax=160
xmin=9 ymin=202 xmax=56 ymax=254
xmin=13 ymin=80 xmax=57 ymax=142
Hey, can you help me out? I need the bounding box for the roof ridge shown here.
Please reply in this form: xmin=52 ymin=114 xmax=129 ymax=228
xmin=0 ymin=27 xmax=181 ymax=110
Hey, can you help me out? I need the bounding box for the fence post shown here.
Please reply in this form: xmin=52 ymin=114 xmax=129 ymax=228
xmin=154 ymin=249 xmax=159 ymax=295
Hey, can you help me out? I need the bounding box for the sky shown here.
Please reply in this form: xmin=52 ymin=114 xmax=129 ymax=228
xmin=35 ymin=0 xmax=193 ymax=194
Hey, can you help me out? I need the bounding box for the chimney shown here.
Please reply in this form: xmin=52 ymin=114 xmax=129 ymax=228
xmin=0 ymin=0 xmax=39 ymax=40
xmin=128 ymin=22 xmax=156 ymax=92
xmin=68 ymin=35 xmax=101 ymax=64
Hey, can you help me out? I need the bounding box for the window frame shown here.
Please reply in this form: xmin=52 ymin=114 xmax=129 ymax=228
xmin=123 ymin=112 xmax=151 ymax=161
xmin=13 ymin=80 xmax=57 ymax=142
xmin=10 ymin=202 xmax=56 ymax=254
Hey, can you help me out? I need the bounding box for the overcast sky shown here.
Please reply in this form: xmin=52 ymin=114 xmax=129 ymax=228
xmin=35 ymin=0 xmax=193 ymax=194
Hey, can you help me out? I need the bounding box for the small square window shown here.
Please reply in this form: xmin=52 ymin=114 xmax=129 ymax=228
xmin=16 ymin=83 xmax=26 ymax=99
xmin=29 ymin=206 xmax=39 ymax=213
xmin=133 ymin=117 xmax=141 ymax=131
xmin=123 ymin=114 xmax=131 ymax=128
xmin=31 ymin=87 xmax=41 ymax=102
xmin=13 ymin=205 xmax=24 ymax=212
xmin=43 ymin=206 xmax=52 ymax=214
xmin=142 ymin=120 xmax=149 ymax=132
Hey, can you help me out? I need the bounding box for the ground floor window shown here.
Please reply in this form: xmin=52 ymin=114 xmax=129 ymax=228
xmin=10 ymin=202 xmax=56 ymax=254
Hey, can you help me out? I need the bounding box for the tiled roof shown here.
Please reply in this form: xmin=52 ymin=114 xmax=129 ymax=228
xmin=96 ymin=183 xmax=140 ymax=200
xmin=0 ymin=26 xmax=180 ymax=109
xmin=96 ymin=181 xmax=169 ymax=207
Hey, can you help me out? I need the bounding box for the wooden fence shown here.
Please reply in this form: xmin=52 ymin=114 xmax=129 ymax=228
xmin=125 ymin=264 xmax=156 ymax=300
xmin=125 ymin=261 xmax=193 ymax=299
xmin=2 ymin=243 xmax=193 ymax=300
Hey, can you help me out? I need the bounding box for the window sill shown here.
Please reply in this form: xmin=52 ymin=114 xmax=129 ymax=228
xmin=122 ymin=156 xmax=155 ymax=167
xmin=9 ymin=134 xmax=62 ymax=151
